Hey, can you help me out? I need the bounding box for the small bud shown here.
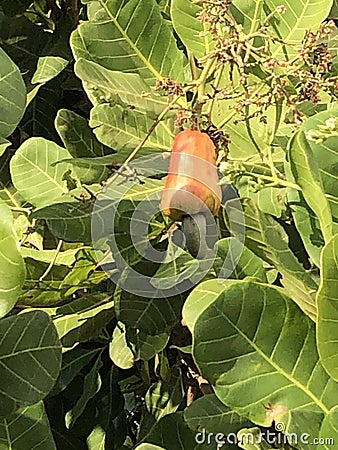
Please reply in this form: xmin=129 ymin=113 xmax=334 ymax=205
xmin=276 ymin=5 xmax=287 ymax=14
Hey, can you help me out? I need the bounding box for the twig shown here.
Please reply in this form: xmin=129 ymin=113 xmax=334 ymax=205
xmin=38 ymin=240 xmax=63 ymax=282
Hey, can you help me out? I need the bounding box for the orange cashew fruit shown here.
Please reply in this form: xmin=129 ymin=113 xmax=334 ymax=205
xmin=160 ymin=129 xmax=221 ymax=258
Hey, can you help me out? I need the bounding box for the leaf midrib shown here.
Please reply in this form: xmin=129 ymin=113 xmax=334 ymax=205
xmin=98 ymin=0 xmax=162 ymax=80
xmin=213 ymin=294 xmax=330 ymax=415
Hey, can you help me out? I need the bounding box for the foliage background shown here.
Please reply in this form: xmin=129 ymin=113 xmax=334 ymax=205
xmin=0 ymin=0 xmax=338 ymax=449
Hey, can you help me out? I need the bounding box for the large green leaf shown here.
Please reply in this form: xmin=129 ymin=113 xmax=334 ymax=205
xmin=264 ymin=0 xmax=332 ymax=59
xmin=191 ymin=281 xmax=338 ymax=436
xmin=0 ymin=47 xmax=26 ymax=138
xmin=0 ymin=201 xmax=25 ymax=318
xmin=74 ymin=59 xmax=168 ymax=115
xmin=0 ymin=310 xmax=62 ymax=417
xmin=171 ymin=0 xmax=212 ymax=59
xmin=318 ymin=406 xmax=338 ymax=449
xmin=0 ymin=402 xmax=56 ymax=449
xmin=231 ymin=0 xmax=264 ymax=34
xmin=288 ymin=130 xmax=333 ymax=244
xmin=10 ymin=138 xmax=75 ymax=208
xmin=184 ymin=394 xmax=251 ymax=434
xmin=224 ymin=198 xmax=318 ymax=320
xmin=116 ymin=288 xmax=184 ymax=335
xmin=32 ymin=201 xmax=93 ymax=243
xmin=90 ymin=104 xmax=173 ymax=153
xmin=214 ymin=237 xmax=267 ymax=282
xmin=300 ymin=107 xmax=338 ymax=223
xmin=71 ymin=0 xmax=187 ymax=85
xmin=317 ymin=234 xmax=338 ymax=381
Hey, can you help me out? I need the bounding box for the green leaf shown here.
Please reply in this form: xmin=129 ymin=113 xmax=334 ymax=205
xmin=18 ymin=257 xmax=70 ymax=307
xmin=171 ymin=0 xmax=212 ymax=59
xmin=116 ymin=288 xmax=184 ymax=335
xmin=51 ymin=347 xmax=101 ymax=396
xmin=0 ymin=402 xmax=56 ymax=450
xmin=71 ymin=0 xmax=187 ymax=85
xmin=300 ymin=107 xmax=338 ymax=224
xmin=191 ymin=281 xmax=338 ymax=431
xmin=0 ymin=310 xmax=62 ymax=417
xmin=20 ymin=247 xmax=79 ymax=266
xmin=184 ymin=394 xmax=251 ymax=434
xmin=288 ymin=130 xmax=333 ymax=244
xmin=55 ymin=109 xmax=109 ymax=183
xmin=145 ymin=367 xmax=184 ymax=421
xmin=0 ymin=47 xmax=26 ymax=138
xmin=31 ymin=56 xmax=68 ymax=84
xmin=87 ymin=425 xmax=106 ymax=450
xmin=224 ymin=198 xmax=318 ymax=320
xmin=141 ymin=412 xmax=219 ymax=449
xmin=74 ymin=58 xmax=168 ymax=115
xmin=0 ymin=138 xmax=10 ymax=158
xmin=317 ymin=234 xmax=338 ymax=381
xmin=22 ymin=76 xmax=64 ymax=143
xmin=55 ymin=109 xmax=108 ymax=157
xmin=231 ymin=0 xmax=264 ymax=34
xmin=264 ymin=0 xmax=333 ymax=59
xmin=66 ymin=355 xmax=103 ymax=428
xmin=0 ymin=201 xmax=25 ymax=318
xmin=109 ymin=322 xmax=135 ymax=369
xmin=53 ymin=292 xmax=114 ymax=348
xmin=135 ymin=445 xmax=165 ymax=450
xmin=32 ymin=201 xmax=93 ymax=243
xmin=151 ymin=240 xmax=214 ymax=290
xmin=318 ymin=406 xmax=338 ymax=449
xmin=10 ymin=138 xmax=75 ymax=208
xmin=286 ymin=162 xmax=324 ymax=268
xmin=182 ymin=279 xmax=235 ymax=332
xmin=90 ymin=104 xmax=173 ymax=153
xmin=215 ymin=237 xmax=267 ymax=282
